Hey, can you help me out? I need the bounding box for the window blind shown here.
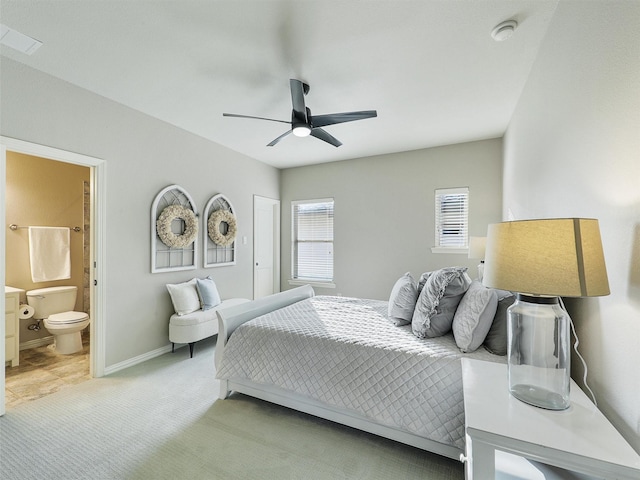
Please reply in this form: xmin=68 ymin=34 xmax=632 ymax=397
xmin=292 ymin=199 xmax=334 ymax=281
xmin=435 ymin=187 xmax=469 ymax=248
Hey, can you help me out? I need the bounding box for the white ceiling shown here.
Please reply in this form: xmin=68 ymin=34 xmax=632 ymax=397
xmin=0 ymin=0 xmax=559 ymax=169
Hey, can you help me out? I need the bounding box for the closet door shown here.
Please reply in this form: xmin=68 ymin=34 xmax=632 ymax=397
xmin=253 ymin=196 xmax=280 ymax=299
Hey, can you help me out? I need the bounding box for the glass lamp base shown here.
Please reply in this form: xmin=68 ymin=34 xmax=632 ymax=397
xmin=507 ymin=294 xmax=571 ymax=411
xmin=510 ymin=383 xmax=569 ymax=410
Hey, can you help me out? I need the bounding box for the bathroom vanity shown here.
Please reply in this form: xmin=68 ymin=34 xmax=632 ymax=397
xmin=5 ymin=286 xmax=23 ymax=367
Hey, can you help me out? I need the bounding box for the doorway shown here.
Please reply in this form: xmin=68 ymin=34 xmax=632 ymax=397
xmin=253 ymin=195 xmax=280 ymax=299
xmin=0 ymin=137 xmax=106 ymax=416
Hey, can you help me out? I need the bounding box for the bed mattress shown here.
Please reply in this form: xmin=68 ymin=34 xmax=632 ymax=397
xmin=216 ymin=295 xmax=504 ymax=450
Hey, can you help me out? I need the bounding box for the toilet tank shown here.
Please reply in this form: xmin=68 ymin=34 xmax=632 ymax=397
xmin=26 ymin=286 xmax=78 ymax=319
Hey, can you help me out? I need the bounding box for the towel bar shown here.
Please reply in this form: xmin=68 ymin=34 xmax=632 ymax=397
xmin=9 ymin=224 xmax=82 ymax=232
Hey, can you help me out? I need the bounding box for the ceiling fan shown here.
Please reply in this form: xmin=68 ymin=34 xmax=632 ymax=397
xmin=223 ymin=79 xmax=377 ymax=147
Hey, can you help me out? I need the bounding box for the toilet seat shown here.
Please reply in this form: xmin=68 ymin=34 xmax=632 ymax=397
xmin=47 ymin=311 xmax=89 ymax=325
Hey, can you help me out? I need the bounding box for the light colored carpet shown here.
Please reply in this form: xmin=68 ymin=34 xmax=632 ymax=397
xmin=0 ymin=336 xmax=464 ymax=480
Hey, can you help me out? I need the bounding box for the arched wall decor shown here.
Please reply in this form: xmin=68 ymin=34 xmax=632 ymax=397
xmin=151 ymin=184 xmax=199 ymax=273
xmin=203 ymin=193 xmax=236 ymax=268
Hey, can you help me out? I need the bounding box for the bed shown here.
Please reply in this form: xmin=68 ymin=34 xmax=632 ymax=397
xmin=215 ymin=284 xmax=505 ymax=460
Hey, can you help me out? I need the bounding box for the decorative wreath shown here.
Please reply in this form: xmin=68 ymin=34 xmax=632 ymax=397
xmin=156 ymin=205 xmax=198 ymax=248
xmin=208 ymin=209 xmax=237 ymax=247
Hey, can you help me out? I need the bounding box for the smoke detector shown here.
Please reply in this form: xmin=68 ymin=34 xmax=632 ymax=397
xmin=491 ymin=20 xmax=518 ymax=41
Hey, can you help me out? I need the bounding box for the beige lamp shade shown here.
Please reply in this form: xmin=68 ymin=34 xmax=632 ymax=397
xmin=468 ymin=236 xmax=487 ymax=259
xmin=483 ymin=218 xmax=610 ymax=297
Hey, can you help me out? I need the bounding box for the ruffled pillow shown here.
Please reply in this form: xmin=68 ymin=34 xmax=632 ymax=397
xmin=412 ymin=267 xmax=472 ymax=338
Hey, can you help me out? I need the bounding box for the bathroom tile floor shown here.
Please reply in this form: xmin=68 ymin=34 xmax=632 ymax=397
xmin=4 ymin=335 xmax=90 ymax=409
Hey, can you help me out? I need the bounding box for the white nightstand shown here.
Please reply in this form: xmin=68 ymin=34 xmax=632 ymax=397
xmin=461 ymin=358 xmax=640 ymax=479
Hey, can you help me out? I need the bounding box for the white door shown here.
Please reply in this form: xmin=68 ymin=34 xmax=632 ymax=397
xmin=253 ymin=196 xmax=280 ymax=299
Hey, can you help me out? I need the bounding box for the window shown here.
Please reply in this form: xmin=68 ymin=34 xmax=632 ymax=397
xmin=434 ymin=187 xmax=469 ymax=251
xmin=291 ymin=199 xmax=334 ymax=283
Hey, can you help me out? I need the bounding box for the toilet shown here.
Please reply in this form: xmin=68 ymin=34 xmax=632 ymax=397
xmin=26 ymin=286 xmax=90 ymax=355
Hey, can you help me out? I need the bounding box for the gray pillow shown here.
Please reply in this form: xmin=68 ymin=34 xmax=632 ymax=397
xmin=388 ymin=272 xmax=418 ymax=326
xmin=196 ymin=276 xmax=221 ymax=311
xmin=412 ymin=267 xmax=472 ymax=338
xmin=483 ymin=292 xmax=515 ymax=355
xmin=417 ymin=271 xmax=432 ymax=293
xmin=452 ymin=281 xmax=498 ymax=352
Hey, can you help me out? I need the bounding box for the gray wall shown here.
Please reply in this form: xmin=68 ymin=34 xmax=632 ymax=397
xmin=1 ymin=59 xmax=279 ymax=367
xmin=504 ymin=2 xmax=640 ymax=451
xmin=280 ymin=139 xmax=503 ymax=300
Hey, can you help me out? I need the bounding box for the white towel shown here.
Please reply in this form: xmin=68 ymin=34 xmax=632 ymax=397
xmin=29 ymin=226 xmax=71 ymax=283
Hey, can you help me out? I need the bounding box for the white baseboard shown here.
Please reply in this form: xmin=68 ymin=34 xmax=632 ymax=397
xmin=103 ymin=344 xmax=173 ymax=376
xmin=20 ymin=336 xmax=54 ymax=350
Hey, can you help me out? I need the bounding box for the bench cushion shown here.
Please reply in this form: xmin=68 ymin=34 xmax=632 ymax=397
xmin=169 ymin=298 xmax=249 ymax=344
xmin=170 ymin=309 xmax=214 ymax=327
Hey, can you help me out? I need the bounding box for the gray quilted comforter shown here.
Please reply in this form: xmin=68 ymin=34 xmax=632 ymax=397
xmin=216 ymin=295 xmax=504 ymax=450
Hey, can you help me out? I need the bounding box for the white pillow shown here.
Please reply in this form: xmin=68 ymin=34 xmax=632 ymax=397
xmin=166 ymin=279 xmax=200 ymax=316
xmin=387 ymin=272 xmax=418 ymax=326
xmin=452 ymin=281 xmax=498 ymax=352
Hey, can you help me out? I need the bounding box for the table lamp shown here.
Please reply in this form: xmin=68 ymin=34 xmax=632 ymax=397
xmin=482 ymin=218 xmax=609 ymax=410
xmin=468 ymin=236 xmax=487 ymax=281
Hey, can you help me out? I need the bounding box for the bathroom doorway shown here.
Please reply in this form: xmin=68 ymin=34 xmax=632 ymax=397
xmin=0 ymin=137 xmax=106 ymax=415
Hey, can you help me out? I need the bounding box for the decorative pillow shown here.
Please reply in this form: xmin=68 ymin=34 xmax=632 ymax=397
xmin=452 ymin=281 xmax=498 ymax=352
xmin=387 ymin=272 xmax=419 ymax=326
xmin=412 ymin=267 xmax=472 ymax=338
xmin=483 ymin=292 xmax=515 ymax=355
xmin=166 ymin=278 xmax=200 ymax=316
xmin=196 ymin=276 xmax=221 ymax=311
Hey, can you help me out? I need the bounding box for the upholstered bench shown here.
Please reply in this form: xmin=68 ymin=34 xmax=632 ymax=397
xmin=166 ymin=276 xmax=249 ymax=358
xmin=170 ymin=298 xmax=249 ymax=358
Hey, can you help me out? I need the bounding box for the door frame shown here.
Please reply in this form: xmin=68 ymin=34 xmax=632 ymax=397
xmin=0 ymin=136 xmax=106 ymax=416
xmin=253 ymin=195 xmax=280 ymax=299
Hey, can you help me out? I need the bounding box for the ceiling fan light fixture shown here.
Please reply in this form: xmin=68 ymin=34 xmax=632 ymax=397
xmin=491 ymin=20 xmax=518 ymax=41
xmin=292 ymin=125 xmax=311 ymax=137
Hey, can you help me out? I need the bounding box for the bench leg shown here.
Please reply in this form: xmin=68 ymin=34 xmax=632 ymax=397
xmin=171 ymin=342 xmax=175 ymax=353
xmin=189 ymin=342 xmax=195 ymax=358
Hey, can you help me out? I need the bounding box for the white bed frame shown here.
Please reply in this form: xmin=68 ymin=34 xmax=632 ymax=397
xmin=215 ymin=285 xmax=463 ymax=461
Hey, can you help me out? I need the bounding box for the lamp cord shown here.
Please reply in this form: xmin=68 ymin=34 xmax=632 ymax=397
xmin=559 ymin=297 xmax=598 ymax=406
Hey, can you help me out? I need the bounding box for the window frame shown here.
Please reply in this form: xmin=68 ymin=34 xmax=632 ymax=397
xmin=431 ymin=187 xmax=469 ymax=254
xmin=289 ymin=198 xmax=336 ymax=288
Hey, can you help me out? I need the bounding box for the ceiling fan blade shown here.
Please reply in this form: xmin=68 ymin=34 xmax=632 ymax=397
xmin=310 ymin=110 xmax=377 ymax=128
xmin=289 ymin=79 xmax=309 ymax=121
xmin=223 ymin=113 xmax=290 ymax=124
xmin=310 ymin=128 xmax=342 ymax=147
xmin=267 ymin=130 xmax=293 ymax=146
